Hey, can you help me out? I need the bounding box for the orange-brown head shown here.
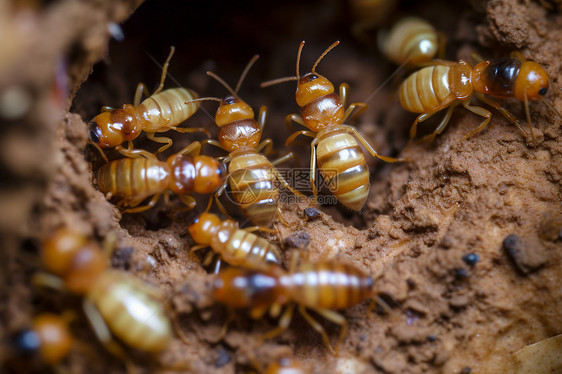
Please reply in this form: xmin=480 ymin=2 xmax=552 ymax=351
xmin=473 ymin=58 xmax=550 ymax=101
xmin=89 ymin=104 xmax=142 ymax=148
xmin=295 ymin=73 xmax=335 ymax=107
xmin=12 ymin=314 xmax=73 ymax=365
xmin=215 ymin=96 xmax=261 ymax=151
xmin=188 ymin=212 xmax=222 ymax=246
xmin=514 ymin=61 xmax=549 ymax=101
xmin=167 ymin=154 xmax=225 ymax=195
xmin=42 ymin=228 xmax=107 ymax=295
xmin=213 ymin=266 xmax=288 ymax=309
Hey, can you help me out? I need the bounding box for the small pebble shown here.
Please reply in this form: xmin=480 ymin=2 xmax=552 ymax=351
xmin=284 ymin=232 xmax=310 ymax=249
xmin=427 ymin=335 xmax=437 ymax=342
xmin=303 ymin=207 xmax=321 ymax=220
xmin=111 ymin=246 xmax=134 ymax=270
xmin=460 ymin=367 xmax=472 ymax=374
xmin=462 ymin=253 xmax=479 ymax=266
xmin=454 ymin=268 xmax=468 ymax=279
xmin=215 ymin=346 xmax=231 ymax=368
xmin=503 ymin=234 xmax=547 ymax=274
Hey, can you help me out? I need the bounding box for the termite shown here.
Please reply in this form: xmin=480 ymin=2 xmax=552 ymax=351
xmin=400 ymin=52 xmax=562 ymax=144
xmin=36 ymin=228 xmax=173 ymax=372
xmin=213 ymin=253 xmax=374 ymax=354
xmin=6 ymin=314 xmax=73 ymax=368
xmin=188 ymin=212 xmax=282 ymax=271
xmin=96 ymin=141 xmax=225 ymax=213
xmin=186 ymin=55 xmax=302 ymax=227
xmin=379 ymin=16 xmax=443 ymax=66
xmin=261 ymin=41 xmax=406 ymax=211
xmin=88 ymin=46 xmax=207 ymax=160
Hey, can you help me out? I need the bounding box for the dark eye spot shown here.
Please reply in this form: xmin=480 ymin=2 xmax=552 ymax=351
xmin=12 ymin=329 xmax=41 ymax=357
xmin=300 ymin=73 xmax=318 ymax=84
xmin=89 ymin=122 xmax=101 ymax=143
xmin=539 ymin=87 xmax=547 ymax=95
xmin=224 ymin=96 xmax=237 ymax=105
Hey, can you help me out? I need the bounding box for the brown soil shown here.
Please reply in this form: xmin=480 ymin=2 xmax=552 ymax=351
xmin=1 ymin=0 xmax=561 ymax=373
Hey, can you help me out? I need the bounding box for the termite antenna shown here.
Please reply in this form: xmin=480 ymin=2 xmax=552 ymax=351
xmin=541 ymin=97 xmax=562 ymax=120
xmin=235 ymin=54 xmax=259 ymax=94
xmin=312 ymin=41 xmax=340 ymax=73
xmin=363 ymin=59 xmax=409 ymax=104
xmin=260 ymin=76 xmax=298 ymax=88
xmin=185 ymin=97 xmax=222 ymax=105
xmin=207 ymin=71 xmax=239 ymax=99
xmin=297 ymin=40 xmax=305 ymax=80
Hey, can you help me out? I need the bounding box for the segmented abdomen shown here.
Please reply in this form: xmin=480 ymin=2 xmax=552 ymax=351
xmin=288 ymin=261 xmax=373 ymax=310
xmin=138 ymin=88 xmax=199 ymax=132
xmin=316 ymin=130 xmax=369 ymax=211
xmin=210 ymin=220 xmax=282 ymax=267
xmin=399 ymin=65 xmax=451 ymax=113
xmin=88 ymin=271 xmax=172 ymax=352
xmin=228 ymin=149 xmax=279 ymax=227
xmin=381 ymin=17 xmax=438 ymax=65
xmin=97 ymin=158 xmax=170 ymax=203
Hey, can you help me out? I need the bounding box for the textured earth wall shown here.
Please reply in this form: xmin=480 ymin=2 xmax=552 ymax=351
xmin=0 ymin=0 xmax=561 ymax=373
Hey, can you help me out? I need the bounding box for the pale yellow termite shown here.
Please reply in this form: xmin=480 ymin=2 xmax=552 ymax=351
xmin=262 ymin=41 xmax=406 ymax=211
xmin=88 ymin=46 xmax=205 ymax=159
xmin=39 ymin=228 xmax=172 ymax=372
xmin=188 ymin=212 xmax=282 ymax=271
xmin=379 ymin=16 xmax=441 ymax=66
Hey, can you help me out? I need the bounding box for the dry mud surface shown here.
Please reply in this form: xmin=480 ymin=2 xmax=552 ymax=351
xmin=1 ymin=0 xmax=561 ymax=373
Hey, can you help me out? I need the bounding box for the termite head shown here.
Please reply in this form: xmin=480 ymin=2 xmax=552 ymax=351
xmin=213 ymin=267 xmax=287 ymax=309
xmin=514 ymin=61 xmax=550 ymax=101
xmin=167 ymin=154 xmax=225 ymax=195
xmin=188 ymin=212 xmax=222 ymax=245
xmin=216 ymin=97 xmax=261 ymax=151
xmin=42 ymin=228 xmax=107 ymax=295
xmin=11 ymin=314 xmax=73 ymax=365
xmin=89 ymin=104 xmax=142 ymax=148
xmin=215 ymin=96 xmax=255 ymax=126
xmin=295 ymin=73 xmax=335 ymax=107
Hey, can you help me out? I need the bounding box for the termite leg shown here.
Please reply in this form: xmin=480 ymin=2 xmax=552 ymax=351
xmin=315 ymin=308 xmax=347 ymax=355
xmin=177 ymin=141 xmax=201 ymax=157
xmin=116 ymin=143 xmax=157 ymax=159
xmin=258 ymin=105 xmax=267 ymax=132
xmin=260 ymin=303 xmax=295 ymax=341
xmin=83 ymin=299 xmax=136 ymax=374
xmin=173 ymin=126 xmax=211 ymax=138
xmin=201 ymin=139 xmax=227 ymax=152
xmin=309 ymin=138 xmax=319 ymax=201
xmin=122 ymin=193 xmax=161 ymax=213
xmin=285 ymin=113 xmax=306 ymax=134
xmin=177 ymin=194 xmax=197 ymax=211
xmin=343 ymin=125 xmax=408 ymax=162
xmin=146 ymin=132 xmax=173 ymax=154
xmin=255 ymin=138 xmax=274 ymax=155
xmin=418 ymin=104 xmax=456 ymax=144
xmin=134 ymin=83 xmax=150 ymax=107
xmin=339 ymin=83 xmax=368 ymax=123
xmin=298 ymin=305 xmax=336 ymax=355
xmin=475 ymin=93 xmax=526 ymax=138
xmin=285 ymin=130 xmax=316 ymax=147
